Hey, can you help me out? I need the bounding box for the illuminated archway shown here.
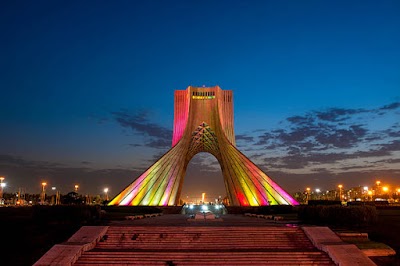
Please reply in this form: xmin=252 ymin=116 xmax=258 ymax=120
xmin=109 ymin=86 xmax=298 ymax=206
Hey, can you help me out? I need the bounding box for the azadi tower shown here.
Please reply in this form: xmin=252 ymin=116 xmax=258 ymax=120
xmin=109 ymin=86 xmax=298 ymax=206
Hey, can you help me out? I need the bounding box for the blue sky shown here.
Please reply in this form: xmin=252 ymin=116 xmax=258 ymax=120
xmin=1 ymin=0 xmax=399 ymax=199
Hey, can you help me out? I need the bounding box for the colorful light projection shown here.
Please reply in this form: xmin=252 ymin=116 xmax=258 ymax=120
xmin=109 ymin=86 xmax=299 ymax=206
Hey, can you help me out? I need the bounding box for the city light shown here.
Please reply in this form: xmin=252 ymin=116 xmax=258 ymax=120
xmin=74 ymin=184 xmax=79 ymax=192
xmin=338 ymin=184 xmax=343 ymax=200
xmin=0 ymin=176 xmax=5 ymax=199
xmin=41 ymin=182 xmax=47 ymax=205
xmin=382 ymin=186 xmax=389 ymax=192
xmin=305 ymin=187 xmax=311 ymax=203
xmin=315 ymin=188 xmax=321 ymax=193
xmin=104 ymin=188 xmax=109 ymax=201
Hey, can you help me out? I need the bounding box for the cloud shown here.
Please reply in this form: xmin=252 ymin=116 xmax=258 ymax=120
xmin=145 ymin=139 xmax=171 ymax=149
xmin=0 ymin=154 xmax=141 ymax=195
xmin=0 ymin=154 xmax=65 ymax=169
xmin=129 ymin=143 xmax=142 ymax=147
xmin=314 ymin=107 xmax=366 ymax=122
xmin=380 ymin=102 xmax=400 ymax=111
xmin=112 ymin=109 xmax=172 ymax=149
xmin=242 ymin=101 xmax=400 ymax=173
xmin=236 ymin=134 xmax=254 ymax=143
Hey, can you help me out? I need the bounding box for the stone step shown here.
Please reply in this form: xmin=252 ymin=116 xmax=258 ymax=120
xmin=81 ymin=252 xmax=328 ymax=260
xmin=96 ymin=242 xmax=314 ymax=246
xmin=75 ymin=262 xmax=334 ymax=266
xmin=97 ymin=243 xmax=313 ymax=246
xmin=99 ymin=237 xmax=311 ymax=241
xmin=73 ymin=225 xmax=335 ymax=266
xmin=105 ymin=229 xmax=299 ymax=233
xmin=105 ymin=228 xmax=299 ymax=232
xmin=95 ymin=247 xmax=315 ymax=250
xmin=83 ymin=251 xmax=327 ymax=255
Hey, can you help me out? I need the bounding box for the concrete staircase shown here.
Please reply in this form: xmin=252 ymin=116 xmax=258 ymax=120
xmin=74 ymin=226 xmax=335 ymax=265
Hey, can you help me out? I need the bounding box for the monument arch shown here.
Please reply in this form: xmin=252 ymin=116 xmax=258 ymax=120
xmin=109 ymin=86 xmax=298 ymax=206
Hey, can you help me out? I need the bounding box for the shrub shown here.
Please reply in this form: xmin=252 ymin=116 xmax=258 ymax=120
xmin=298 ymin=205 xmax=377 ymax=227
xmin=32 ymin=205 xmax=102 ymax=226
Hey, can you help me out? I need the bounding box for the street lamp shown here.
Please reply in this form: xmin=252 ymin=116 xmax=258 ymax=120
xmin=51 ymin=186 xmax=60 ymax=205
xmin=306 ymin=187 xmax=311 ymax=203
xmin=74 ymin=184 xmax=79 ymax=193
xmin=0 ymin=177 xmax=6 ymax=199
xmin=376 ymin=181 xmax=381 ymax=196
xmin=315 ymin=188 xmax=321 ymax=200
xmin=41 ymin=182 xmax=47 ymax=204
xmin=338 ymin=185 xmax=343 ymax=201
xmin=368 ymin=190 xmax=373 ymax=201
xmin=104 ymin=188 xmax=109 ymax=201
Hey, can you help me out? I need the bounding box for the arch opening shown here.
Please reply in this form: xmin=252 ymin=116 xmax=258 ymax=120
xmin=180 ymin=152 xmax=225 ymax=205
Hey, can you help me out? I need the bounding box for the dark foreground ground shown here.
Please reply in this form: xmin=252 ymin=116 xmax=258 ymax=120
xmin=367 ymin=208 xmax=400 ymax=266
xmin=0 ymin=206 xmax=399 ymax=266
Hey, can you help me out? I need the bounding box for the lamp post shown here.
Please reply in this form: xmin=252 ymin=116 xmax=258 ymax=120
xmin=382 ymin=186 xmax=389 ymax=199
xmin=41 ymin=182 xmax=47 ymax=205
xmin=338 ymin=184 xmax=343 ymax=201
xmin=74 ymin=184 xmax=79 ymax=193
xmin=51 ymin=187 xmax=60 ymax=205
xmin=0 ymin=177 xmax=5 ymax=199
xmin=306 ymin=187 xmax=311 ymax=203
xmin=104 ymin=188 xmax=109 ymax=201
xmin=315 ymin=188 xmax=321 ymax=200
xmin=368 ymin=190 xmax=373 ymax=201
xmin=376 ymin=181 xmax=381 ymax=196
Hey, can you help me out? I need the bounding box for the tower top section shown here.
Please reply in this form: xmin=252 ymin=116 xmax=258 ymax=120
xmin=172 ymin=85 xmax=235 ymax=146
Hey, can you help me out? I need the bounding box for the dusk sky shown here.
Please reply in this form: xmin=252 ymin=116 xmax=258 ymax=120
xmin=1 ymin=0 xmax=399 ymax=200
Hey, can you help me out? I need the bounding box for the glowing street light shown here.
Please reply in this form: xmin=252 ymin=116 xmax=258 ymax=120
xmin=104 ymin=188 xmax=109 ymax=201
xmin=41 ymin=182 xmax=47 ymax=204
xmin=315 ymin=188 xmax=321 ymax=200
xmin=382 ymin=186 xmax=389 ymax=193
xmin=0 ymin=176 xmax=6 ymax=199
xmin=306 ymin=187 xmax=311 ymax=203
xmin=367 ymin=190 xmax=373 ymax=201
xmin=74 ymin=184 xmax=79 ymax=192
xmin=338 ymin=184 xmax=343 ymax=200
xmin=51 ymin=186 xmax=60 ymax=205
xmin=201 ymin=192 xmax=205 ymax=203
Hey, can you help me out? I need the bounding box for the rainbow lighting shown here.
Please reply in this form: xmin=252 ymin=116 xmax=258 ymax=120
xmin=109 ymin=86 xmax=299 ymax=206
